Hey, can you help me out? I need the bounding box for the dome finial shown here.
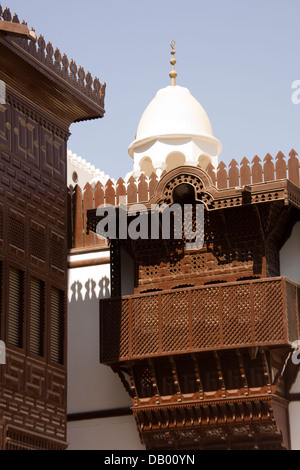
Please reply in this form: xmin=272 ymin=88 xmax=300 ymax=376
xmin=169 ymin=40 xmax=177 ymax=86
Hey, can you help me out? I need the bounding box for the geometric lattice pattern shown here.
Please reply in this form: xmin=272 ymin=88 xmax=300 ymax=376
xmin=286 ymin=282 xmax=299 ymax=343
xmin=191 ymin=286 xmax=220 ymax=349
xmin=253 ymin=280 xmax=284 ymax=343
xmin=30 ymin=228 xmax=46 ymax=261
xmin=161 ymin=291 xmax=189 ymax=352
xmin=100 ymin=298 xmax=129 ymax=362
xmin=50 ymin=238 xmax=65 ymax=270
xmin=8 ymin=216 xmax=24 ymax=250
xmin=222 ymin=284 xmax=252 ymax=345
xmin=100 ymin=277 xmax=300 ymax=362
xmin=138 ymin=247 xmax=255 ymax=285
xmin=162 ymin=174 xmax=213 ymax=207
xmin=131 ymin=296 xmax=159 ymax=356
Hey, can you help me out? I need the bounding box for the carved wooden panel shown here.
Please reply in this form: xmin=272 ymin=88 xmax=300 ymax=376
xmin=7 ymin=208 xmax=25 ymax=260
xmin=122 ymin=347 xmax=292 ymax=449
xmin=0 ymin=102 xmax=11 ymax=150
xmin=253 ymin=280 xmax=285 ymax=342
xmin=101 ymin=298 xmax=129 ymax=362
xmin=47 ymin=368 xmax=66 ymax=405
xmin=222 ymin=284 xmax=252 ymax=345
xmin=49 ymin=231 xmax=65 ymax=276
xmin=191 ymin=286 xmax=220 ymax=349
xmin=0 ymin=90 xmax=68 ymax=447
xmin=25 ymin=359 xmax=46 ymax=398
xmin=0 ymin=348 xmax=66 ymax=442
xmin=0 ymin=5 xmax=105 ymax=445
xmin=2 ymin=349 xmax=25 ymax=391
xmin=0 ymin=152 xmax=66 ymax=233
xmin=13 ymin=108 xmax=39 ymax=166
xmin=161 ymin=291 xmax=189 ymax=352
xmin=131 ymin=295 xmax=159 ymax=356
xmin=29 ymin=220 xmax=46 ymax=269
xmin=40 ymin=127 xmax=66 ymax=183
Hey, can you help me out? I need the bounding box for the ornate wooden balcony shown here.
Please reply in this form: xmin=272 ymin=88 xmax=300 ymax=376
xmin=100 ymin=277 xmax=300 ymax=363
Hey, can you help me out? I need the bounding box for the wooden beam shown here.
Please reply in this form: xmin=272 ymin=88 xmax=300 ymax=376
xmin=148 ymin=359 xmax=161 ymax=404
xmin=192 ymin=354 xmax=204 ymax=399
xmin=214 ymin=351 xmax=226 ymax=398
xmin=169 ymin=356 xmax=182 ymax=402
xmin=236 ymin=349 xmax=249 ymax=396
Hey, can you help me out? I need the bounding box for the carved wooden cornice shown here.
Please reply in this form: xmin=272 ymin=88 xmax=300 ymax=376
xmin=0 ymin=5 xmax=105 ymax=127
xmin=117 ymin=347 xmax=294 ymax=449
xmin=146 ymin=166 xmax=300 ymax=211
xmin=86 ymin=169 xmax=300 ymax=239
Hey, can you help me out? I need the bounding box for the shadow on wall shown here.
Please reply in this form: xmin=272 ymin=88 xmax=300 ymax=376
xmin=67 ymin=274 xmax=132 ymax=412
xmin=69 ymin=276 xmax=110 ymax=303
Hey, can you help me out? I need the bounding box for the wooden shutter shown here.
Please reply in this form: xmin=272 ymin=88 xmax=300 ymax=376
xmin=8 ymin=267 xmax=24 ymax=348
xmin=30 ymin=278 xmax=45 ymax=356
xmin=50 ymin=287 xmax=64 ymax=364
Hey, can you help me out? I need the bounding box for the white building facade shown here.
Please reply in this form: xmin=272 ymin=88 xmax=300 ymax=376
xmin=66 ymin=47 xmax=300 ymax=450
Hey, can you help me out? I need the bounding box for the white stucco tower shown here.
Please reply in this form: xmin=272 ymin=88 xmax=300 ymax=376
xmin=128 ymin=42 xmax=222 ymax=177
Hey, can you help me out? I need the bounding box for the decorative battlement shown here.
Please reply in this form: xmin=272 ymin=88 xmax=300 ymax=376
xmin=71 ymin=149 xmax=300 ymax=202
xmin=207 ymin=149 xmax=300 ymax=189
xmin=69 ymin=149 xmax=300 ymax=248
xmin=68 ymin=150 xmax=111 ymax=185
xmin=0 ymin=5 xmax=105 ymax=110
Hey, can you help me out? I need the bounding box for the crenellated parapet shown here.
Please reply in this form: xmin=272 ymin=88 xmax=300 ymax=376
xmin=207 ymin=149 xmax=300 ymax=189
xmin=0 ymin=4 xmax=105 ymax=124
xmin=69 ymin=149 xmax=300 ymax=249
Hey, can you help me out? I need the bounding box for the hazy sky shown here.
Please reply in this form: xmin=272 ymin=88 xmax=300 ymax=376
xmin=3 ymin=0 xmax=300 ymax=179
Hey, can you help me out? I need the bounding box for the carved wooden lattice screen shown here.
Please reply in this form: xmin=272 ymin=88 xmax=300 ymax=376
xmin=101 ymin=278 xmax=300 ymax=362
xmin=29 ymin=277 xmax=45 ymax=357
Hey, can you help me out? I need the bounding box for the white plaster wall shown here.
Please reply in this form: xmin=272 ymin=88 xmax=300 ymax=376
xmin=67 ymin=252 xmax=131 ymax=414
xmin=67 ymin=159 xmax=94 ymax=188
xmin=67 ymin=416 xmax=145 ymax=450
xmin=289 ymin=402 xmax=300 ymax=450
xmin=290 ymin=371 xmax=300 ymax=394
xmin=280 ymin=221 xmax=300 ymax=449
xmin=132 ymin=137 xmax=219 ymax=174
xmin=280 ymin=221 xmax=300 ymax=285
xmin=289 ymin=362 xmax=300 ymax=449
xmin=67 ymin=151 xmax=110 ymax=187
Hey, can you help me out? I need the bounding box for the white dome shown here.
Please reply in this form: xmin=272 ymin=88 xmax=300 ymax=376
xmin=137 ymin=85 xmax=213 ymax=140
xmin=127 ymin=83 xmax=222 ymax=175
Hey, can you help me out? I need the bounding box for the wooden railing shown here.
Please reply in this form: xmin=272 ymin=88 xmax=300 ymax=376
xmin=69 ymin=150 xmax=300 ymax=248
xmin=100 ymin=277 xmax=300 ymax=363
